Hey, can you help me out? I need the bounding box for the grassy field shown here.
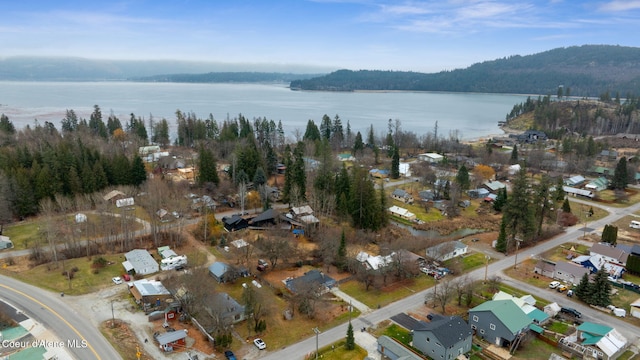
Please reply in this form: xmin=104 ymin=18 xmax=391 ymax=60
xmin=1 ymin=254 xmax=127 ymax=295
xmin=339 ymin=275 xmax=435 ymax=309
xmin=313 ymin=340 xmax=368 ymax=360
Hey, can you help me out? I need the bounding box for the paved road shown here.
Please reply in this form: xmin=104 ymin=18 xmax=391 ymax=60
xmin=260 ymin=197 xmax=640 ymax=359
xmin=0 ymin=274 xmax=121 ymax=360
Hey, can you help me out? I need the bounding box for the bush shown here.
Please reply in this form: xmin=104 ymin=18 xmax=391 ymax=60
xmin=91 ymin=257 xmax=108 ymax=269
xmin=71 ymin=266 xmax=79 ymax=273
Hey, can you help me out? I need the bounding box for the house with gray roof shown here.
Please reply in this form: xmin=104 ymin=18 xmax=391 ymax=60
xmin=377 ymin=335 xmax=423 ymax=360
xmin=391 ymin=189 xmax=414 ymax=204
xmin=208 ymin=262 xmax=237 ymax=283
xmin=285 ymin=269 xmax=336 ymax=295
xmin=155 ymin=329 xmax=188 ymax=352
xmin=553 ymin=261 xmax=590 ymax=285
xmin=426 ymin=240 xmax=468 ymax=262
xmin=468 ymin=299 xmax=532 ymax=348
xmin=413 ymin=316 xmax=472 ymax=359
xmin=206 ymin=292 xmax=246 ymax=325
xmin=590 ymin=242 xmax=629 ymax=266
xmin=129 ymin=279 xmax=173 ymax=310
xmin=123 ymin=249 xmax=159 ymax=275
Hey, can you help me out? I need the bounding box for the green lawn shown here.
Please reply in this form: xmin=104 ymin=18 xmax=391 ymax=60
xmin=516 ymin=337 xmax=562 ymax=359
xmin=546 ymin=321 xmax=570 ymax=335
xmin=315 ymin=340 xmax=368 ymax=360
xmin=3 ymin=221 xmax=41 ymax=250
xmin=381 ymin=324 xmax=412 ymax=346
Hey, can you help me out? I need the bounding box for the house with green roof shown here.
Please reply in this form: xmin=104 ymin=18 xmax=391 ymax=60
xmin=574 ymin=322 xmax=628 ymax=360
xmin=468 ymin=299 xmax=532 ymax=348
xmin=585 ymin=177 xmax=609 ymax=192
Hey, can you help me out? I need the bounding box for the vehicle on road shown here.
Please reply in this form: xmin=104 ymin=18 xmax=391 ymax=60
xmin=112 ymin=276 xmax=123 ymax=285
xmin=254 ymin=338 xmax=266 ymax=350
xmin=224 ymin=350 xmax=237 ymax=360
xmin=549 ymin=281 xmax=561 ymax=289
xmin=567 ymin=289 xmax=574 ymax=297
xmin=560 ymin=307 xmax=582 ymax=318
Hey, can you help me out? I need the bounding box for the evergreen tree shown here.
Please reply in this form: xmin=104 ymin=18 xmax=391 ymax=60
xmin=612 ymin=156 xmax=628 ymax=190
xmin=367 ymin=124 xmax=375 ymax=146
xmin=345 ymin=322 xmax=355 ymax=350
xmin=456 ymin=164 xmax=470 ymax=193
xmin=130 ymin=155 xmax=147 ymax=187
xmin=349 ymin=166 xmax=383 ymax=230
xmin=292 ymin=142 xmax=307 ymax=203
xmin=353 ymin=131 xmax=364 ymax=156
xmin=0 ymin=114 xmax=16 ymax=134
xmin=253 ymin=167 xmax=267 ymax=187
xmin=510 ymin=144 xmax=518 ymax=164
xmin=533 ymin=175 xmax=551 ymax=239
xmin=303 ymin=120 xmax=321 ymax=141
xmin=502 ymin=168 xmax=535 ymax=249
xmin=554 ymin=177 xmax=566 ymax=202
xmin=335 ymin=164 xmax=350 ymax=217
xmin=562 ymin=198 xmax=571 ymax=213
xmin=197 ymin=145 xmax=219 ymax=186
xmin=282 ymin=146 xmax=293 ymax=204
xmin=496 ymin=218 xmax=507 ymax=253
xmin=391 ymin=146 xmax=400 ymax=179
xmin=493 ymin=187 xmax=507 ymax=212
xmin=589 ymin=267 xmax=612 ymax=307
xmin=320 ymin=114 xmax=332 ymax=140
xmin=601 ymin=224 xmax=618 ymax=245
xmin=337 ymin=229 xmax=347 ymax=271
xmin=575 ymin=272 xmax=592 ymax=301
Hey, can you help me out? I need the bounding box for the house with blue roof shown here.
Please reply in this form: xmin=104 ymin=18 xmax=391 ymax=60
xmin=468 ymin=299 xmax=532 ymax=348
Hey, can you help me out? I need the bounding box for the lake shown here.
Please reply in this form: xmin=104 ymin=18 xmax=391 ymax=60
xmin=0 ymin=81 xmax=529 ymax=140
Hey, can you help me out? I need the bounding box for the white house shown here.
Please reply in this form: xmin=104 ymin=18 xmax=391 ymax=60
xmin=418 ymin=153 xmax=443 ymax=163
xmin=387 ymin=206 xmax=416 ymax=221
xmin=426 ymin=240 xmax=468 ymax=261
xmin=123 ymin=249 xmax=159 ymax=275
xmin=631 ymin=298 xmax=640 ymax=319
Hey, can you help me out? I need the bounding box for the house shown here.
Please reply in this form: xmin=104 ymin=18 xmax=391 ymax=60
xmin=418 ymin=153 xmax=443 ymax=163
xmin=289 ymin=205 xmax=320 ymax=225
xmin=129 ymin=279 xmax=173 ymax=308
xmin=369 ymin=168 xmax=390 ymax=179
xmin=222 ymin=214 xmax=249 ymax=232
xmin=572 ymin=254 xmax=625 ymax=278
xmin=391 ymin=189 xmax=414 ymax=204
xmin=563 ymin=186 xmax=594 ymax=199
xmin=158 ymin=246 xmax=177 ymax=259
xmin=208 ymin=262 xmax=237 ymax=283
xmin=482 ymin=181 xmax=506 ymax=194
xmin=598 ymin=149 xmax=618 ymax=162
xmin=565 ymin=175 xmax=586 ymax=187
xmin=508 ymin=164 xmax=521 ymax=175
xmin=248 ymin=208 xmax=279 ymax=227
xmin=377 ymin=335 xmax=424 ymax=360
xmin=585 ymin=177 xmax=609 ymax=192
xmin=123 ymin=249 xmax=159 ymax=275
xmin=412 ymin=316 xmax=472 ymax=359
xmin=75 ymin=213 xmax=87 ymax=223
xmin=426 ymin=241 xmax=468 ymax=262
xmin=630 ymin=298 xmax=640 ymax=319
xmin=206 ymin=292 xmax=246 ymax=325
xmin=467 ymin=188 xmax=490 ymax=199
xmin=533 ymin=260 xmax=556 ymax=278
xmin=285 ymin=269 xmax=336 ymax=295
xmin=387 ymin=206 xmax=416 ymax=221
xmin=590 ymin=242 xmax=629 ymax=266
xmin=511 ymin=130 xmax=547 ymax=143
xmin=574 ymin=322 xmax=627 ymax=360
xmin=336 ymin=153 xmax=355 ymax=162
xmin=0 ymin=236 xmax=13 ymax=250
xmin=418 ymin=190 xmax=434 ymax=201
xmin=552 ymin=261 xmax=590 ymax=285
xmin=469 ymin=299 xmax=532 ymax=348
xmin=103 ymin=189 xmax=126 ymax=203
xmin=492 ymin=291 xmax=550 ymax=325
xmin=356 ymin=251 xmax=394 ymax=271
xmin=156 ymin=329 xmax=188 ymax=352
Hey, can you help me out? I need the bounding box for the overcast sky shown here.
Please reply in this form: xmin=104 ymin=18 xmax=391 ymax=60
xmin=3 ymin=0 xmax=640 ymax=73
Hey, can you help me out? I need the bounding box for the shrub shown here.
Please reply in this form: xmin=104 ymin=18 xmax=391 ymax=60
xmin=91 ymin=257 xmax=108 ymax=269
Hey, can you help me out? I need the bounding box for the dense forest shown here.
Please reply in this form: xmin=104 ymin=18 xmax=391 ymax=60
xmin=290 ymin=45 xmax=640 ymax=97
xmin=130 ymin=72 xmax=320 ymax=83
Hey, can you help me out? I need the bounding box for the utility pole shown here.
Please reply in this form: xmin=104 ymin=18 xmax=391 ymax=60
xmin=513 ymin=237 xmax=522 ymax=269
xmin=484 ymin=255 xmax=490 ymax=283
xmin=313 ymin=327 xmax=321 ymax=360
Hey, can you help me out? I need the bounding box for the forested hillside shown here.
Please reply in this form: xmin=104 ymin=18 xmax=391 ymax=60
xmin=290 ymin=45 xmax=640 ymax=97
xmin=504 ymin=94 xmax=640 ymax=138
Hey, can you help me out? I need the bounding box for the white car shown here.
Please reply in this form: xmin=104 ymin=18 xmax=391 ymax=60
xmin=253 ymin=338 xmax=266 ymax=350
xmin=548 ymin=281 xmax=561 ymax=289
xmin=112 ymin=276 xmax=123 ymax=285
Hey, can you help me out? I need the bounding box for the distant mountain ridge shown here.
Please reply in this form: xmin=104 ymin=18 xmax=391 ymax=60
xmin=290 ymin=45 xmax=640 ymax=97
xmin=130 ymin=72 xmax=322 ymax=83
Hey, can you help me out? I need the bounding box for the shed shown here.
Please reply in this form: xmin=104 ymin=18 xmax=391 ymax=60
xmin=156 ymin=329 xmax=188 ymax=352
xmin=75 ymin=213 xmax=87 ymax=223
xmin=0 ymin=236 xmax=13 ymax=250
xmin=208 ymin=262 xmax=237 ymax=283
xmin=631 ymin=298 xmax=640 ymax=319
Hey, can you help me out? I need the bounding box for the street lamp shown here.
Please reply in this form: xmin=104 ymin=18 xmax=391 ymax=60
xmin=313 ymin=327 xmax=321 ymax=360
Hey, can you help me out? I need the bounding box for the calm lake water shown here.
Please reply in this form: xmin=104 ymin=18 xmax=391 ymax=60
xmin=0 ymin=81 xmax=528 ymax=140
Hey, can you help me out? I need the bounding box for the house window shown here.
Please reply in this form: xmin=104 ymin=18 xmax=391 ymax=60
xmin=472 ymin=315 xmax=478 ymax=322
xmin=480 ymin=329 xmax=485 ymax=334
xmin=490 ymin=323 xmax=496 ymax=330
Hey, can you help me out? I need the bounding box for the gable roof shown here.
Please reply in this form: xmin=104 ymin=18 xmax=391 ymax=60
xmin=155 ymin=329 xmax=188 ymax=345
xmin=415 ymin=316 xmax=472 ymax=348
xmin=377 ymin=336 xmax=424 ymax=360
xmin=590 ymin=242 xmax=629 ymax=263
xmin=470 ymin=299 xmax=532 ymax=334
xmin=555 ymin=261 xmax=590 ymax=279
xmin=249 ymin=208 xmax=279 ymax=224
xmin=208 ymin=262 xmax=230 ymax=278
xmin=285 ymin=269 xmax=336 ymax=293
xmin=392 ymin=188 xmax=409 ymax=197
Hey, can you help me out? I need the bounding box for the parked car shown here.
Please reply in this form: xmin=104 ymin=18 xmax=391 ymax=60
xmin=557 ymin=284 xmax=568 ymax=292
xmin=122 ymin=274 xmax=131 ymax=281
xmin=549 ymin=281 xmax=561 ymax=289
xmin=224 ymin=350 xmax=237 ymax=360
xmin=560 ymin=307 xmax=582 ymax=318
xmin=566 ymin=289 xmax=574 ymax=297
xmin=254 ymin=338 xmax=266 ymax=350
xmin=112 ymin=276 xmax=123 ymax=285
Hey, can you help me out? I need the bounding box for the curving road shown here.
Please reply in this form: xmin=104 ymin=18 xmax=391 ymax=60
xmin=261 ymin=197 xmax=640 ymax=359
xmin=0 ymin=274 xmax=121 ymax=360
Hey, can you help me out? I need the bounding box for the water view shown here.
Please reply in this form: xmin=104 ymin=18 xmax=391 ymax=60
xmin=0 ymin=81 xmax=529 ymax=140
